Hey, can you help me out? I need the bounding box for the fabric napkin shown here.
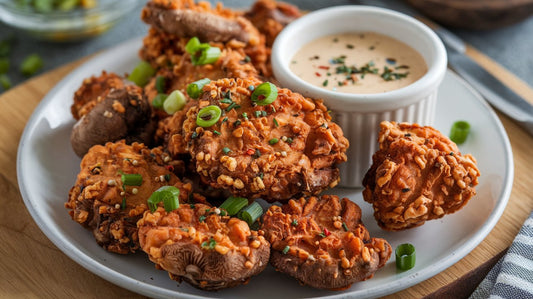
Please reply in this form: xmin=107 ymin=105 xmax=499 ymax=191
xmin=470 ymin=210 xmax=533 ymax=299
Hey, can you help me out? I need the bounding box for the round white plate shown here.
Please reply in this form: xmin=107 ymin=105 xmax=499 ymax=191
xmin=17 ymin=37 xmax=513 ymax=299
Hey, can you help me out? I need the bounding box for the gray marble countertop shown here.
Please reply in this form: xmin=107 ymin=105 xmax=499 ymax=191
xmin=0 ymin=0 xmax=532 ymax=93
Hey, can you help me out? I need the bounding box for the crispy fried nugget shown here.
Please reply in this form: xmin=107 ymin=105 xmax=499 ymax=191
xmin=71 ymin=71 xmax=125 ymax=120
xmin=137 ymin=204 xmax=270 ymax=290
xmin=362 ymin=121 xmax=481 ymax=231
xmin=66 ymin=140 xmax=205 ymax=254
xmin=261 ymin=195 xmax=392 ymax=290
xmin=140 ymin=0 xmax=269 ymax=76
xmin=166 ymin=77 xmax=348 ymax=202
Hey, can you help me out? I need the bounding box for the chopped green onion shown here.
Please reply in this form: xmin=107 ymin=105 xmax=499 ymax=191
xmin=0 ymin=58 xmax=9 ymax=74
xmin=128 ymin=61 xmax=156 ymax=87
xmin=20 ymin=54 xmax=43 ymax=77
xmin=395 ymin=243 xmax=416 ymax=271
xmin=121 ymin=197 xmax=126 ymax=210
xmin=155 ymin=76 xmax=166 ymax=94
xmin=282 ymin=245 xmax=290 ymax=254
xmin=291 ymin=219 xmax=298 ymax=226
xmin=196 ymin=105 xmax=222 ymax=127
xmin=58 ymin=0 xmax=78 ymax=11
xmin=0 ymin=74 xmax=11 ymax=90
xmin=449 ymin=120 xmax=470 ymax=144
xmin=191 ymin=46 xmax=221 ymax=66
xmin=33 ymin=0 xmax=53 ymax=13
xmin=151 ymin=94 xmax=168 ymax=109
xmin=185 ymin=37 xmax=202 ymax=54
xmin=269 ymin=138 xmax=279 ymax=145
xmin=222 ymin=147 xmax=231 ymax=154
xmin=147 ymin=186 xmax=180 ymax=213
xmin=273 ymin=118 xmax=279 ymax=127
xmin=201 ymin=238 xmax=217 ymax=250
xmin=163 ymin=90 xmax=186 ymax=114
xmin=219 ymin=196 xmax=248 ymax=216
xmin=199 ymin=215 xmax=206 ymax=222
xmin=342 ymin=222 xmax=348 ymax=231
xmin=238 ymin=201 xmax=263 ymax=226
xmin=121 ymin=173 xmax=143 ymax=186
xmin=186 ymin=78 xmax=210 ymax=99
xmin=251 ymin=82 xmax=278 ymax=106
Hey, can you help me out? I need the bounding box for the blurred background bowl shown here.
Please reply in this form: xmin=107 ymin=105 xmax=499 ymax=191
xmin=0 ymin=0 xmax=142 ymax=41
xmin=405 ymin=0 xmax=533 ymax=30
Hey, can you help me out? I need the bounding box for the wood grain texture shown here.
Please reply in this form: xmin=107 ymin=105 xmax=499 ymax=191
xmin=0 ymin=47 xmax=532 ymax=298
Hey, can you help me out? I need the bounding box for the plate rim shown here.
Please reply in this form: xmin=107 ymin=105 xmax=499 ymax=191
xmin=16 ymin=36 xmax=514 ymax=299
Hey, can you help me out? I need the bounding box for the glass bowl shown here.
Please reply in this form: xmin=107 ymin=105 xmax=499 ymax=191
xmin=0 ymin=0 xmax=142 ymax=41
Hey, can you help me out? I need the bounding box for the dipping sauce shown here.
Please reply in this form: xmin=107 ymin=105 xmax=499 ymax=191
xmin=290 ymin=32 xmax=428 ymax=94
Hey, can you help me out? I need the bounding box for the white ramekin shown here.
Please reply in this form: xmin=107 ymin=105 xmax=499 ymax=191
xmin=272 ymin=5 xmax=447 ymax=188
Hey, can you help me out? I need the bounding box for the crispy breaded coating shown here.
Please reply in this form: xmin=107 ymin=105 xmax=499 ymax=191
xmin=362 ymin=121 xmax=481 ymax=231
xmin=139 ymin=0 xmax=269 ymax=77
xmin=261 ymin=195 xmax=392 ymax=290
xmin=166 ymin=77 xmax=348 ymax=202
xmin=137 ymin=204 xmax=270 ymax=290
xmin=70 ymin=83 xmax=156 ymax=157
xmin=71 ymin=71 xmax=125 ymax=120
xmin=66 ymin=141 xmax=204 ymax=254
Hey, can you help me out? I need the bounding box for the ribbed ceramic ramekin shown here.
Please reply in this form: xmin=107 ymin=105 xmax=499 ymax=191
xmin=271 ymin=5 xmax=447 ymax=187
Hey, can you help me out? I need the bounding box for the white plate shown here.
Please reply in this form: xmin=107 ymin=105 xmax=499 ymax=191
xmin=17 ymin=37 xmax=513 ymax=299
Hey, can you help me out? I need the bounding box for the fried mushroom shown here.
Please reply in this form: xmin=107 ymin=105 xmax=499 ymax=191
xmin=362 ymin=121 xmax=481 ymax=231
xmin=70 ymin=83 xmax=156 ymax=157
xmin=165 ymin=77 xmax=348 ymax=202
xmin=65 ymin=140 xmax=203 ymax=254
xmin=261 ymin=195 xmax=392 ymax=290
xmin=137 ymin=203 xmax=270 ymax=290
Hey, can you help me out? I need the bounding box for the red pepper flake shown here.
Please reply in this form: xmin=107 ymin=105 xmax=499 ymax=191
xmin=246 ymin=148 xmax=255 ymax=155
xmin=318 ymin=65 xmax=330 ymax=70
xmin=324 ymin=228 xmax=331 ymax=237
xmin=165 ymin=165 xmax=174 ymax=172
xmin=315 ymin=72 xmax=321 ymax=77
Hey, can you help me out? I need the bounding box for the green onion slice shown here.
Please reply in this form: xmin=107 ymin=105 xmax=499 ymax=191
xmin=121 ymin=173 xmax=143 ymax=186
xmin=186 ymin=78 xmax=211 ymax=99
xmin=163 ymin=90 xmax=186 ymax=115
xmin=191 ymin=47 xmax=221 ymax=66
xmin=20 ymin=54 xmax=43 ymax=77
xmin=239 ymin=201 xmax=263 ymax=226
xmin=395 ymin=243 xmax=416 ymax=271
xmin=251 ymin=82 xmax=278 ymax=106
xmin=219 ymin=196 xmax=248 ymax=216
xmin=155 ymin=76 xmax=166 ymax=94
xmin=147 ymin=186 xmax=180 ymax=213
xmin=151 ymin=94 xmax=168 ymax=109
xmin=185 ymin=37 xmax=202 ymax=54
xmin=128 ymin=61 xmax=156 ymax=87
xmin=449 ymin=120 xmax=470 ymax=144
xmin=196 ymin=105 xmax=222 ymax=127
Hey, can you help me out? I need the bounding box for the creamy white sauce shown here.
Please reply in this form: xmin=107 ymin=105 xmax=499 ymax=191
xmin=290 ymin=32 xmax=428 ymax=94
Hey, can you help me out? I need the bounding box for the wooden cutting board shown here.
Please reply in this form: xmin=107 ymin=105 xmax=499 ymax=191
xmin=0 ymin=47 xmax=532 ymax=298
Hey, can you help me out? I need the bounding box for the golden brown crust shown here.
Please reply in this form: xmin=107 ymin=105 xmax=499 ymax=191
xmin=362 ymin=121 xmax=481 ymax=231
xmin=261 ymin=195 xmax=391 ymax=290
xmin=166 ymin=77 xmax=348 ymax=202
xmin=137 ymin=204 xmax=270 ymax=290
xmin=65 ymin=140 xmax=203 ymax=254
xmin=71 ymin=71 xmax=125 ymax=120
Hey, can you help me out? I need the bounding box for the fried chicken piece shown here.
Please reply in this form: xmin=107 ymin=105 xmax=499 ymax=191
xmin=139 ymin=0 xmax=269 ymax=77
xmin=165 ymin=77 xmax=348 ymax=202
xmin=261 ymin=195 xmax=392 ymax=290
xmin=245 ymin=0 xmax=302 ymax=47
xmin=66 ymin=140 xmax=205 ymax=254
xmin=137 ymin=204 xmax=270 ymax=290
xmin=362 ymin=121 xmax=481 ymax=231
xmin=70 ymin=83 xmax=157 ymax=157
xmin=71 ymin=71 xmax=125 ymax=120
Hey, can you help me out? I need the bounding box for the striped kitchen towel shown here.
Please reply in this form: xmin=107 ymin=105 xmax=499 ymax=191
xmin=470 ymin=210 xmax=533 ymax=299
